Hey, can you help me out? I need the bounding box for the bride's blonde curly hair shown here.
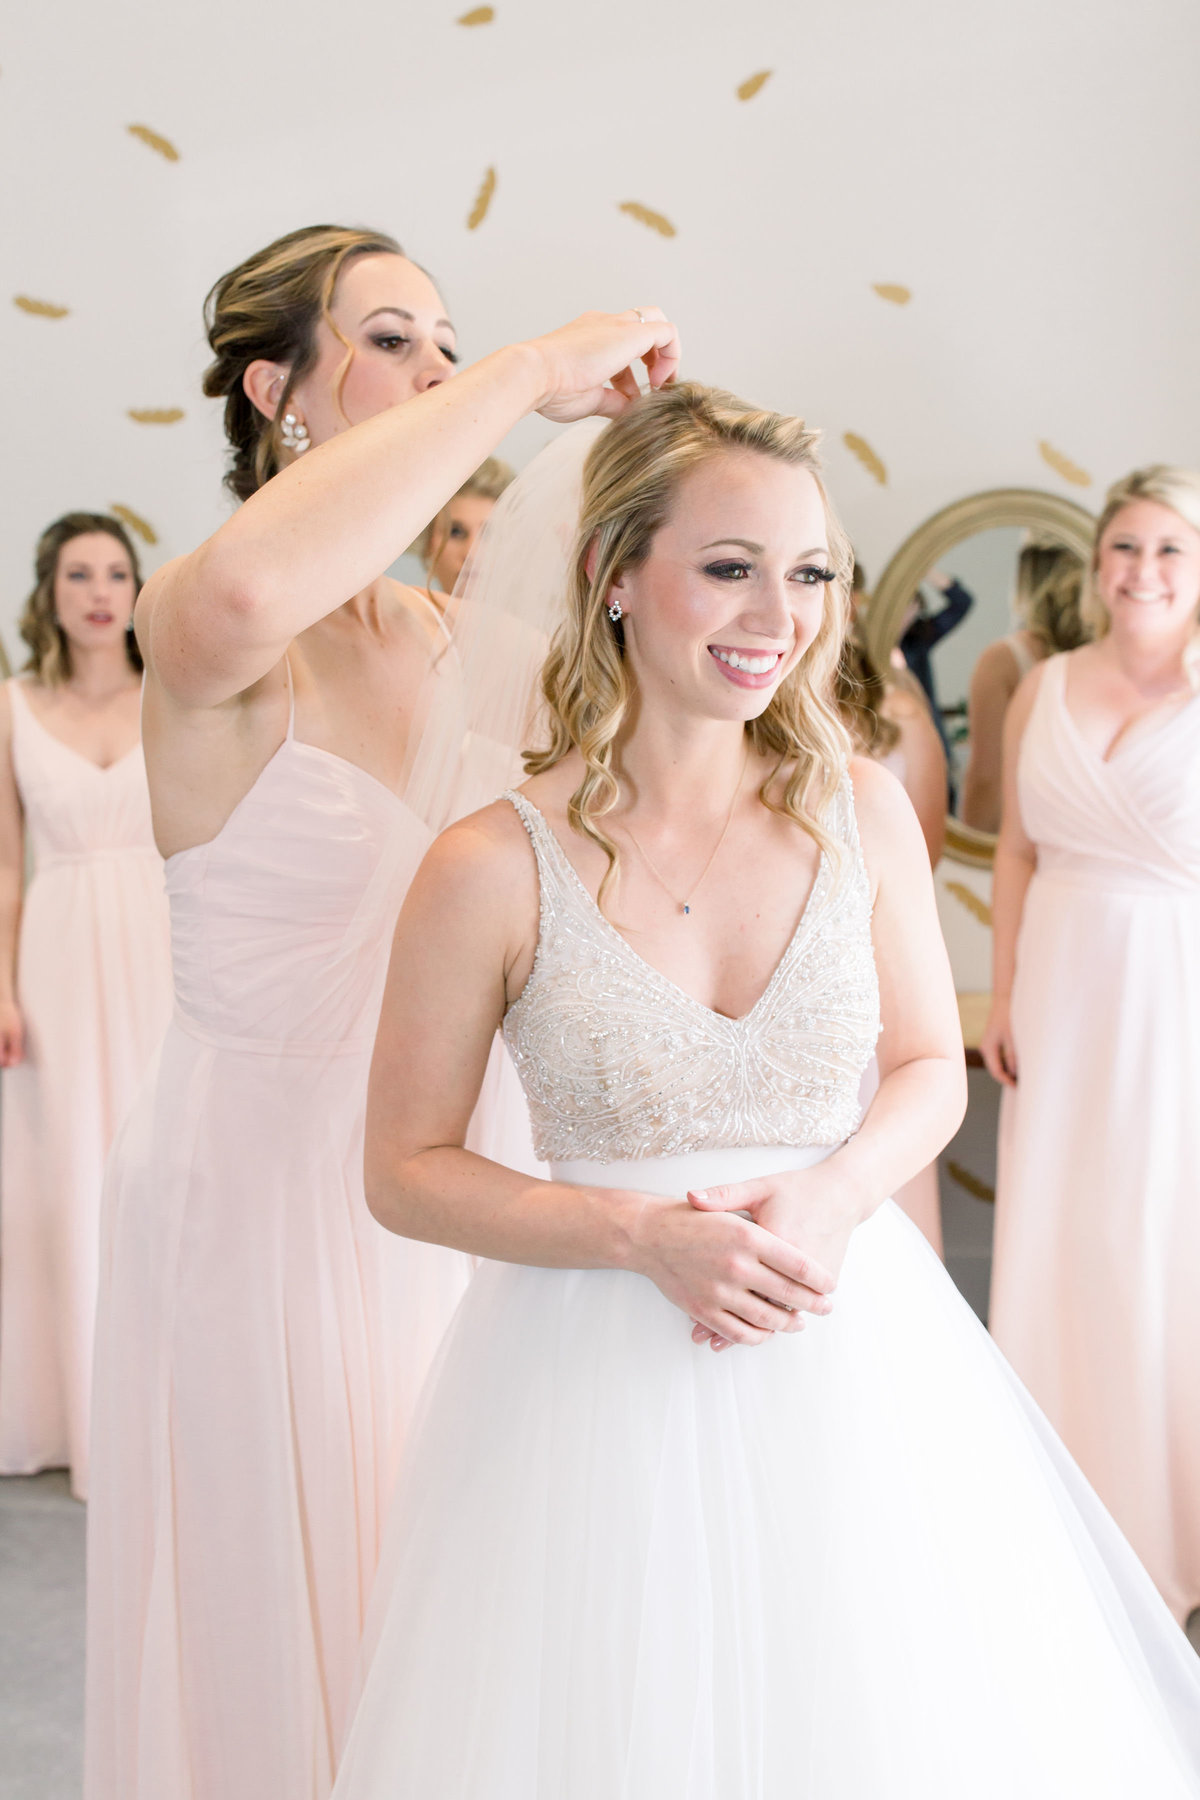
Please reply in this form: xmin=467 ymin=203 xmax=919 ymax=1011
xmin=525 ymin=383 xmax=853 ymax=899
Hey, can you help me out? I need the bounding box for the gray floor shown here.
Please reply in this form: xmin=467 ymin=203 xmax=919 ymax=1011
xmin=0 ymin=1471 xmax=84 ymax=1800
xmin=941 ymin=1066 xmax=1003 ymax=1323
xmin=1 ymin=1078 xmax=1196 ymax=1795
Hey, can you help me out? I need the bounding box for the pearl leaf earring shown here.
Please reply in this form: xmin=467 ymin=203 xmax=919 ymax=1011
xmin=280 ymin=411 xmax=310 ymax=455
xmin=608 ymin=598 xmax=623 ymax=624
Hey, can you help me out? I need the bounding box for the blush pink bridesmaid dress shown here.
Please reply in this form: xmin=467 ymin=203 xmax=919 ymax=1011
xmin=991 ymin=651 xmax=1200 ymax=1623
xmin=0 ymin=678 xmax=172 ymax=1500
xmin=83 ymin=669 xmax=517 ymax=1800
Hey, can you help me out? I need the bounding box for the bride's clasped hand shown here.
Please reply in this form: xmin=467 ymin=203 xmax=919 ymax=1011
xmin=683 ymin=1160 xmax=863 ymax=1350
xmin=621 ymin=1176 xmax=841 ymax=1352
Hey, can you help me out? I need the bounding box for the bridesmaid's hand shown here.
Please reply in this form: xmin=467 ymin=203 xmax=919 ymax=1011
xmin=0 ymin=999 xmax=24 ymax=1067
xmin=980 ymin=998 xmax=1018 ymax=1087
xmin=628 ymin=1195 xmax=835 ymax=1350
xmin=526 ymin=309 xmax=681 ymax=423
xmin=686 ymin=1164 xmax=858 ymax=1351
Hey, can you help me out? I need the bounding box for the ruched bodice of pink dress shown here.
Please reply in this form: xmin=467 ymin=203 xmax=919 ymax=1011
xmin=991 ymin=651 xmax=1200 ymax=1622
xmin=84 ymin=688 xmax=488 ymax=1800
xmin=0 ymin=679 xmax=172 ymax=1499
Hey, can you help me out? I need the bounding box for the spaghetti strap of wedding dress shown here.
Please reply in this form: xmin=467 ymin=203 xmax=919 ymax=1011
xmin=0 ymin=679 xmax=172 ymax=1499
xmin=83 ymin=660 xmax=526 ymax=1800
xmin=333 ymin=772 xmax=1200 ymax=1799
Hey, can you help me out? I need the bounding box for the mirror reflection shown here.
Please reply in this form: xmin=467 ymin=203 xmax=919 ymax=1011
xmin=894 ymin=529 xmax=1088 ymax=832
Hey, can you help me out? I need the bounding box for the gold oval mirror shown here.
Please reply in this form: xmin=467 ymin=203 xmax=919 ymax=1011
xmin=865 ymin=489 xmax=1095 ymax=865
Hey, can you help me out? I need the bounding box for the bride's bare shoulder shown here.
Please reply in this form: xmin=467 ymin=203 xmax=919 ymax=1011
xmin=403 ymin=797 xmax=542 ymax=979
xmin=417 ymin=794 xmax=539 ymax=907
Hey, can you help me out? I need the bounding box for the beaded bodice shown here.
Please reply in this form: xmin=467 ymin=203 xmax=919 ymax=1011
xmin=502 ymin=778 xmax=880 ymax=1163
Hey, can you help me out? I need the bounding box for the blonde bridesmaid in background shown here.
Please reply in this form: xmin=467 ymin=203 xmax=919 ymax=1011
xmin=415 ymin=455 xmax=514 ymax=607
xmin=0 ymin=513 xmax=172 ymax=1501
xmin=985 ymin=466 xmax=1200 ymax=1627
xmin=83 ymin=217 xmax=680 ymax=1800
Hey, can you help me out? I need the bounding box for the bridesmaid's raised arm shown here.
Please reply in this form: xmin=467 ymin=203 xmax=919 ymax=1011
xmin=140 ymin=312 xmax=681 ymax=713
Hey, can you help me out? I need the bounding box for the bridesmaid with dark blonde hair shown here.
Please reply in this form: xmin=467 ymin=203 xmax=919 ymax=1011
xmin=83 ymin=218 xmax=680 ymax=1800
xmin=0 ymin=512 xmax=172 ymax=1501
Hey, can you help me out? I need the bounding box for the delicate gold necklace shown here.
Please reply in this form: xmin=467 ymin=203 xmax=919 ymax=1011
xmin=621 ymin=744 xmax=749 ymax=917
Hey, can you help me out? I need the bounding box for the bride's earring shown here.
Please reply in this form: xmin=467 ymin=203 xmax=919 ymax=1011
xmin=608 ymin=598 xmax=623 ymax=624
xmin=279 ymin=411 xmax=310 ymax=455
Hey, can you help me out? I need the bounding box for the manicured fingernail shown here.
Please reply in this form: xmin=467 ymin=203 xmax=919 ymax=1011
xmin=690 ymin=1189 xmax=708 ymax=1201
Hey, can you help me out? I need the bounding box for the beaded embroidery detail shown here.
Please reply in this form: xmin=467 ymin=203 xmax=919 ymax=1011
xmin=502 ymin=777 xmax=880 ymax=1162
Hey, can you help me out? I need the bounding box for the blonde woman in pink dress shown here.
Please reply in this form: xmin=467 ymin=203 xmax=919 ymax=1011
xmin=83 ymin=219 xmax=681 ymax=1800
xmin=0 ymin=512 xmax=172 ymax=1502
xmin=985 ymin=465 xmax=1200 ymax=1626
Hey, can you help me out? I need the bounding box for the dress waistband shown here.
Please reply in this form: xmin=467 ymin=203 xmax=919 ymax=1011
xmin=1034 ymin=851 xmax=1200 ymax=898
xmin=552 ymin=1142 xmax=837 ymax=1197
xmin=35 ymin=845 xmax=163 ymax=873
xmin=171 ymin=1009 xmax=374 ymax=1060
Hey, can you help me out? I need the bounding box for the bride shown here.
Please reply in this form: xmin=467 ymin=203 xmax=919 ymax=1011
xmin=335 ymin=384 xmax=1200 ymax=1797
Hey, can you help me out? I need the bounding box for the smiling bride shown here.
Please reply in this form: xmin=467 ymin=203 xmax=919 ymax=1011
xmin=334 ymin=387 xmax=1200 ymax=1799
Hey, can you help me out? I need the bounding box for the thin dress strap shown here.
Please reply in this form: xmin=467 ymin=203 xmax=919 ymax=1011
xmin=281 ymin=654 xmax=296 ymax=742
xmin=405 ymin=586 xmax=455 ymax=650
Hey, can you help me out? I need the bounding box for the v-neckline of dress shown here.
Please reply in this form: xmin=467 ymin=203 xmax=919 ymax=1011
xmin=1057 ymin=656 xmax=1200 ymax=768
xmin=510 ymin=791 xmax=834 ymax=1029
xmin=12 ymin=680 xmax=141 ymax=774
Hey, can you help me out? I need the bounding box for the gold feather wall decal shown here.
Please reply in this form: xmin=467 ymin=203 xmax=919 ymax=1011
xmin=843 ymin=431 xmax=886 ymax=485
xmin=127 ymin=123 xmax=180 ymax=162
xmin=872 ymin=282 xmax=911 ymax=305
xmin=14 ymin=295 xmax=69 ymax=318
xmin=109 ymin=504 xmax=158 ymax=545
xmin=736 ymin=70 xmax=772 ymax=101
xmin=1038 ymin=440 xmax=1091 ymax=487
xmin=457 ymin=4 xmax=494 ymax=20
xmin=946 ymin=1160 xmax=995 ymax=1204
xmin=944 ymin=880 xmax=993 ymax=928
xmin=467 ymin=167 xmax=496 ymax=230
xmin=127 ymin=407 xmax=185 ymax=425
xmin=618 ymin=201 xmax=676 ymax=238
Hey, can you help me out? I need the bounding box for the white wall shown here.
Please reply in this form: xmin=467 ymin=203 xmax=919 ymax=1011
xmin=4 ymin=0 xmax=1199 ymax=646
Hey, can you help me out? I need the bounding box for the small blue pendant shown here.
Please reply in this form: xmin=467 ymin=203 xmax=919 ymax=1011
xmin=683 ymin=904 xmax=690 ymax=915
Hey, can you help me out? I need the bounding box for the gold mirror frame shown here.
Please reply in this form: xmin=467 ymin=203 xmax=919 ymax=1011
xmin=865 ymin=488 xmax=1095 ymax=867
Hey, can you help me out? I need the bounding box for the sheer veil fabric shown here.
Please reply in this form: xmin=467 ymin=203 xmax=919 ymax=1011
xmin=404 ymin=419 xmax=607 ymax=831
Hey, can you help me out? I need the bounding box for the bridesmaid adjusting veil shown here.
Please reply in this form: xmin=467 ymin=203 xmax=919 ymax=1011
xmin=84 ymin=215 xmax=682 ymax=1800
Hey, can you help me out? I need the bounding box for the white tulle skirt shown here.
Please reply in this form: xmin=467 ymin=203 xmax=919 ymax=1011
xmin=335 ymin=1145 xmax=1200 ymax=1799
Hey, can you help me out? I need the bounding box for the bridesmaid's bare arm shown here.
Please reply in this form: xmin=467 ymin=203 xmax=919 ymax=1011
xmin=364 ymin=804 xmax=836 ymax=1348
xmin=981 ymin=664 xmax=1044 ymax=1085
xmin=0 ymin=689 xmax=25 ymax=1064
xmin=961 ymin=641 xmax=1022 ymax=835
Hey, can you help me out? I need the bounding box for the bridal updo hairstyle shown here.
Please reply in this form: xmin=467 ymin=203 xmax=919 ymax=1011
xmin=20 ymin=512 xmax=144 ymax=685
xmin=527 ymin=383 xmax=854 ymax=895
xmin=202 ymin=223 xmax=403 ymax=503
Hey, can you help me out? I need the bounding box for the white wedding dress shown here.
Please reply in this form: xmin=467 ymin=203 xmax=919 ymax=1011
xmin=334 ymin=776 xmax=1200 ymax=1799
